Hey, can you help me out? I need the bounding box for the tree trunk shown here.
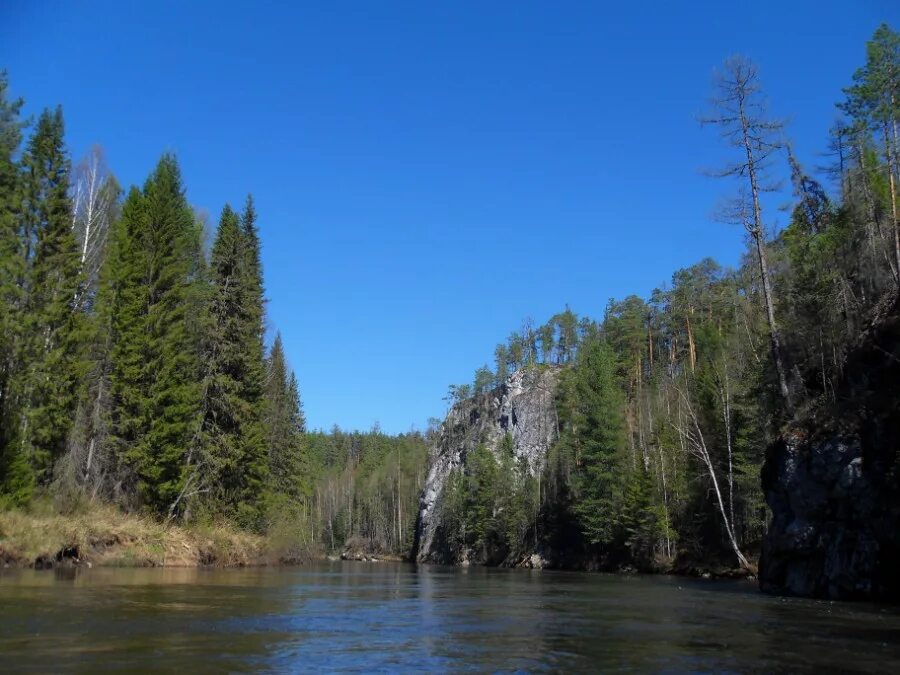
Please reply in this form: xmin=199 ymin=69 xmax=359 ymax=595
xmin=753 ymin=229 xmax=792 ymax=410
xmin=885 ymin=120 xmax=900 ymax=290
xmin=739 ymin=93 xmax=792 ymax=411
xmin=686 ymin=311 xmax=696 ymax=373
xmin=677 ymin=386 xmax=752 ymax=571
xmin=720 ymin=365 xmax=735 ymax=532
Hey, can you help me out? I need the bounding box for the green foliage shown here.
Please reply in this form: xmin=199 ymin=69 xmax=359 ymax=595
xmin=560 ymin=339 xmax=628 ymax=547
xmin=305 ymin=426 xmax=428 ymax=555
xmin=620 ymin=466 xmax=666 ymax=565
xmin=842 ymin=24 xmax=899 ymax=129
xmin=265 ymin=334 xmax=308 ymax=505
xmin=100 ymin=156 xmax=205 ymax=515
xmin=4 ymin=107 xmax=84 ymax=494
xmin=199 ymin=198 xmax=269 ymax=527
xmin=441 ymin=440 xmax=537 ymax=563
xmin=473 ymin=365 xmax=494 ymax=396
xmin=0 ymin=73 xmax=25 ymax=468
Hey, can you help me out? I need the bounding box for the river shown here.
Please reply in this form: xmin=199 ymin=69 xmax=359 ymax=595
xmin=1 ymin=562 xmax=899 ymax=672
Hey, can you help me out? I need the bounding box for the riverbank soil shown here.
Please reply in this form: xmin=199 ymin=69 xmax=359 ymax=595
xmin=0 ymin=506 xmax=268 ymax=568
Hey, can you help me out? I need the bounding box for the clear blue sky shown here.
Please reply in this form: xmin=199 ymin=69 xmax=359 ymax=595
xmin=3 ymin=2 xmax=897 ymax=433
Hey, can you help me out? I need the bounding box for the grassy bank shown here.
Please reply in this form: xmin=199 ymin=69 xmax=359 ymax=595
xmin=0 ymin=504 xmax=283 ymax=568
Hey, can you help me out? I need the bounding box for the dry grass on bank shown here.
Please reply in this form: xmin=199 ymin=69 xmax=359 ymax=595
xmin=0 ymin=504 xmax=269 ymax=568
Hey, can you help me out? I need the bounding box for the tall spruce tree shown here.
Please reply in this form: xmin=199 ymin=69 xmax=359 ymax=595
xmin=103 ymin=156 xmax=204 ymax=515
xmin=0 ymin=72 xmax=27 ymax=503
xmin=264 ymin=334 xmax=307 ymax=502
xmin=236 ymin=197 xmax=268 ymax=517
xmin=199 ymin=199 xmax=268 ymax=526
xmin=559 ymin=338 xmax=628 ymax=548
xmin=7 ymin=108 xmax=83 ymax=494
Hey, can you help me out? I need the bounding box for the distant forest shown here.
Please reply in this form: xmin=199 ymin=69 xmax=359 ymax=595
xmin=0 ymin=24 xmax=897 ymax=566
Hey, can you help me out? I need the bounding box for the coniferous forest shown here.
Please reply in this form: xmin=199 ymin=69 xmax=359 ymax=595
xmin=0 ymin=24 xmax=898 ymax=577
xmin=0 ymin=70 xmax=428 ymax=557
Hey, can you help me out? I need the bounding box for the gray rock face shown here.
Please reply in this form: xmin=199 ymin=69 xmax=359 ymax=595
xmin=761 ymin=433 xmax=888 ymax=598
xmin=414 ymin=367 xmax=561 ymax=564
xmin=760 ymin=297 xmax=900 ymax=601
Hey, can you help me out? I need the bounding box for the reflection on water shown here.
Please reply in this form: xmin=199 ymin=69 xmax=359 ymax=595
xmin=1 ymin=562 xmax=899 ymax=672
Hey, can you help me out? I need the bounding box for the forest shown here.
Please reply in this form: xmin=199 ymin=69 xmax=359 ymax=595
xmin=435 ymin=24 xmax=900 ymax=572
xmin=0 ymin=24 xmax=897 ymax=572
xmin=0 ymin=70 xmax=426 ymax=558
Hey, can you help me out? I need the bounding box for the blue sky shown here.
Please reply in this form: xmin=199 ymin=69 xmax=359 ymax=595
xmin=3 ymin=2 xmax=897 ymax=433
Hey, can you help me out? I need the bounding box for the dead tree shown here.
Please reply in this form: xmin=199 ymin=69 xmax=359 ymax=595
xmin=701 ymin=56 xmax=792 ymax=412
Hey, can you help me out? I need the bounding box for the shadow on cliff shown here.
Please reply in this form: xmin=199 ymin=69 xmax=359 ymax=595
xmin=761 ymin=294 xmax=900 ymax=601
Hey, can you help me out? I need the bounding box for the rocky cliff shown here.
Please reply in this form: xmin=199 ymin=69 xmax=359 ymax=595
xmin=413 ymin=367 xmax=560 ymax=564
xmin=761 ymin=296 xmax=900 ymax=601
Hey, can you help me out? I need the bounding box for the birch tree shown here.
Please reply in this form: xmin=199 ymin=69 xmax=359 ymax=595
xmin=71 ymin=145 xmax=117 ymax=308
xmin=673 ymin=381 xmax=751 ymax=571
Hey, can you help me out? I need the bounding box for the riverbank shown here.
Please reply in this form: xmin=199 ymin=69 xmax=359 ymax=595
xmin=0 ymin=505 xmax=756 ymax=578
xmin=0 ymin=506 xmax=276 ymax=568
xmin=506 ymin=550 xmax=756 ymax=581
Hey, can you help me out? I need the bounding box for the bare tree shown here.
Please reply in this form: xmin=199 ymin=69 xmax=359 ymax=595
xmin=820 ymin=119 xmax=852 ymax=201
xmin=673 ymin=381 xmax=751 ymax=571
xmin=71 ymin=145 xmax=117 ymax=306
xmin=701 ymin=56 xmax=792 ymax=412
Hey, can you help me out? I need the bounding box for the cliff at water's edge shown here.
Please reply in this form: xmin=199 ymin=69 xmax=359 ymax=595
xmin=413 ymin=367 xmax=560 ymax=565
xmin=761 ymin=296 xmax=900 ymax=601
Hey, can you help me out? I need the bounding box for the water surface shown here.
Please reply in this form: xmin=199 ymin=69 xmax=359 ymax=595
xmin=1 ymin=562 xmax=899 ymax=672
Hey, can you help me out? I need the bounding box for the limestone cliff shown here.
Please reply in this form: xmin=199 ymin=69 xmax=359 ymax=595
xmin=761 ymin=296 xmax=900 ymax=601
xmin=413 ymin=367 xmax=560 ymax=564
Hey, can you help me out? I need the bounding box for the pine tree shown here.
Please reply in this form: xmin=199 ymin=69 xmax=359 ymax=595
xmin=104 ymin=156 xmax=204 ymax=515
xmin=841 ymin=24 xmax=900 ymax=287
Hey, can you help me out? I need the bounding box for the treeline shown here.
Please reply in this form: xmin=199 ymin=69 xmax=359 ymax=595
xmin=447 ymin=308 xmax=584 ymax=403
xmin=303 ymin=427 xmax=428 ymax=556
xmin=0 ymin=72 xmax=308 ymax=532
xmin=441 ymin=25 xmax=899 ymax=571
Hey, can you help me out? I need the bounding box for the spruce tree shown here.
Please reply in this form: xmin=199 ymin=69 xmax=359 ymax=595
xmin=104 ymin=156 xmax=204 ymax=514
xmin=264 ymin=334 xmax=307 ymax=502
xmin=0 ymin=71 xmax=27 ymax=502
xmin=236 ymin=196 xmax=268 ymax=519
xmin=560 ymin=338 xmax=628 ymax=548
xmin=6 ymin=108 xmax=83 ymax=494
xmin=199 ymin=200 xmax=268 ymax=526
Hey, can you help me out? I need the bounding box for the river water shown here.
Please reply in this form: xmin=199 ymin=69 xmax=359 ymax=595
xmin=1 ymin=562 xmax=899 ymax=672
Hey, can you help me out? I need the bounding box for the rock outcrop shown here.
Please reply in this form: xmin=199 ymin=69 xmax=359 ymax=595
xmin=413 ymin=367 xmax=561 ymax=564
xmin=761 ymin=296 xmax=900 ymax=601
